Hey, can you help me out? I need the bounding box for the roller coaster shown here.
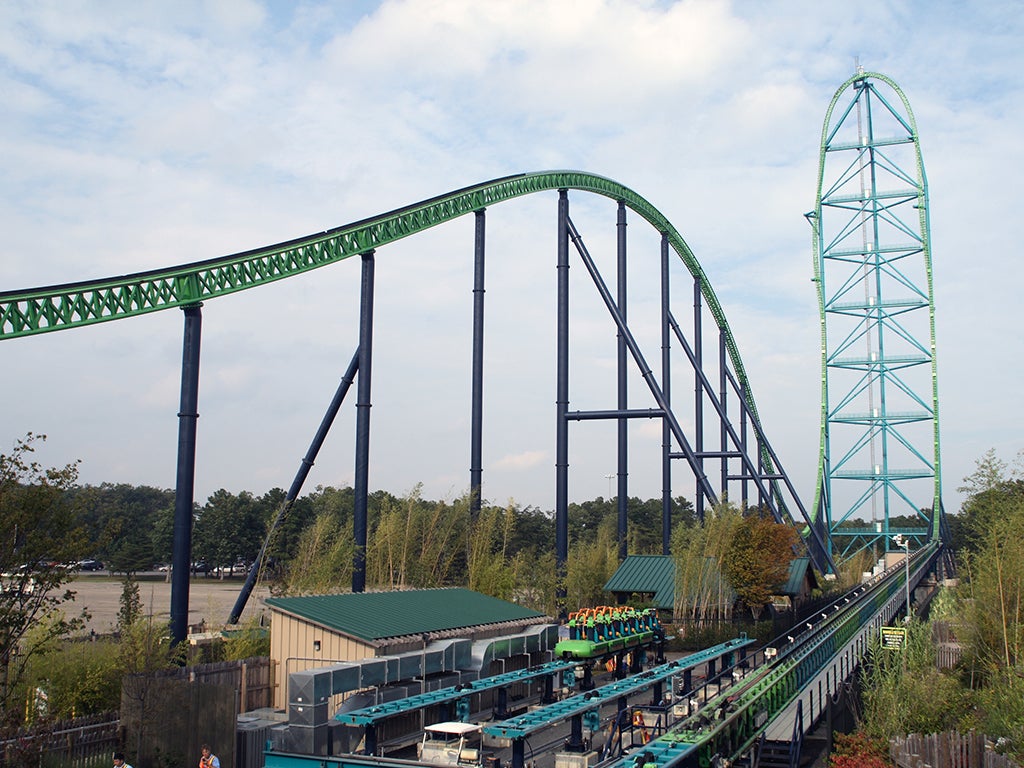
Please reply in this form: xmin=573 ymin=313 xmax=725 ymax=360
xmin=1 ymin=69 xmax=947 ymax=765
xmin=554 ymin=607 xmax=663 ymax=661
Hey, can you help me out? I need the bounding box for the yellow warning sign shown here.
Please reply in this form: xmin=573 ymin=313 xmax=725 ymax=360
xmin=880 ymin=626 xmax=907 ymax=650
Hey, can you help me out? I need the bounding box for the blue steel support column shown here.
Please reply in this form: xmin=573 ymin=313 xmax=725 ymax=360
xmin=229 ymin=349 xmax=360 ymax=624
xmin=512 ymin=738 xmax=526 ymax=768
xmin=651 ymin=680 xmax=664 ymax=707
xmin=756 ymin=398 xmax=766 ymax=511
xmin=566 ymin=715 xmax=585 ymax=752
xmin=170 ymin=303 xmax=202 ymax=647
xmin=694 ymin=276 xmax=704 ymax=523
xmin=616 ymin=201 xmax=628 ymax=562
xmin=740 ymin=384 xmax=749 ymax=506
xmin=660 ymin=233 xmax=672 ymax=555
xmin=353 ymin=250 xmax=375 ymax=594
xmin=470 ymin=209 xmax=486 ymax=519
xmin=719 ymin=330 xmax=728 ymax=495
xmin=556 ymin=190 xmax=570 ymax=614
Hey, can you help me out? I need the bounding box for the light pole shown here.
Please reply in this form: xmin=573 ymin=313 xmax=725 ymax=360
xmin=892 ymin=534 xmax=911 ymax=623
xmin=605 ymin=473 xmax=615 ymax=500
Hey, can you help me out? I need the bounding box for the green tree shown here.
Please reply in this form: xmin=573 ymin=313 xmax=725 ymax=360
xmin=222 ymin=616 xmax=271 ymax=660
xmin=467 ymin=503 xmax=517 ymax=600
xmin=564 ymin=519 xmax=618 ymax=610
xmin=194 ymin=489 xmax=265 ymax=576
xmin=509 ymin=549 xmax=558 ymax=616
xmin=256 ymin=487 xmax=315 ymax=568
xmin=118 ymin=577 xmax=142 ymax=633
xmin=71 ymin=483 xmax=174 ymax=573
xmin=507 ymin=505 xmax=554 ymax=556
xmin=672 ymin=503 xmax=742 ymax=623
xmin=151 ymin=506 xmax=175 ymax=575
xmin=21 ymin=637 xmax=121 ymax=720
xmin=0 ymin=433 xmax=87 ymax=716
xmin=278 ymin=510 xmax=356 ymax=594
xmin=366 ymin=486 xmax=468 ymax=588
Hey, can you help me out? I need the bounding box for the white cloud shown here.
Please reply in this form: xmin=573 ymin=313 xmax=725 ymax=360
xmin=0 ymin=0 xmax=1020 ymax=518
xmin=494 ymin=450 xmax=549 ymax=472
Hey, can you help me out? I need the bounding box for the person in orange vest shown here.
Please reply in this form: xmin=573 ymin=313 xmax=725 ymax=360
xmin=199 ymin=744 xmax=220 ymax=768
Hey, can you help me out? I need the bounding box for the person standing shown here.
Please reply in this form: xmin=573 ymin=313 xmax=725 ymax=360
xmin=113 ymin=752 xmax=133 ymax=768
xmin=199 ymin=744 xmax=220 ymax=768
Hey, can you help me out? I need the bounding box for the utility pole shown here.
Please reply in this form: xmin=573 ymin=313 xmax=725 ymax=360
xmin=892 ymin=533 xmax=911 ymax=623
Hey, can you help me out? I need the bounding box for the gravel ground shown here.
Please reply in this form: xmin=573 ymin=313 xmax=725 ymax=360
xmin=66 ymin=573 xmax=271 ymax=634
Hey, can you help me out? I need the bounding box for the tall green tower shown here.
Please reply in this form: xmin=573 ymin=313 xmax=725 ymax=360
xmin=808 ymin=69 xmax=942 ymax=559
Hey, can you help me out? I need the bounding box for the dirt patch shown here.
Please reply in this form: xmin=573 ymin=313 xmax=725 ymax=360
xmin=67 ymin=574 xmax=271 ymax=634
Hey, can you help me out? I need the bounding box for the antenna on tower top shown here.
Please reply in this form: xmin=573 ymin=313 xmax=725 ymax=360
xmin=855 ymin=56 xmax=865 ymax=76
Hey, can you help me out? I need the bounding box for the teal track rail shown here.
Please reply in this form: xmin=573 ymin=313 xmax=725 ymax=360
xmin=261 ymin=545 xmax=935 ymax=768
xmin=607 ymin=541 xmax=939 ymax=768
xmin=807 ymin=73 xmax=943 ymax=548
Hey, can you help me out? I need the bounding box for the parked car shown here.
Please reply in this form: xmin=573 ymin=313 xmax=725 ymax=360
xmin=191 ymin=561 xmax=213 ymax=574
xmin=76 ymin=559 xmax=104 ymax=571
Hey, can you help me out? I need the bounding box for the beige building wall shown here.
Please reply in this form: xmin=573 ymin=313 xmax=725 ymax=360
xmin=270 ymin=609 xmax=377 ymax=709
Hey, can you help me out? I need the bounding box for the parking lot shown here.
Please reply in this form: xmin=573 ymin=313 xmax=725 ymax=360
xmin=67 ymin=573 xmax=271 ymax=634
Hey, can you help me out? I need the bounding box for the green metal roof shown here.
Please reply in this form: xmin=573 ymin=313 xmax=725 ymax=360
xmin=603 ymin=555 xmax=676 ymax=610
xmin=265 ymin=588 xmax=544 ymax=642
xmin=776 ymin=557 xmax=818 ymax=596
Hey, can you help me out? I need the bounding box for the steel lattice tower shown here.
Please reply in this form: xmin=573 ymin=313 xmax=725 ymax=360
xmin=807 ymin=70 xmax=943 ymax=560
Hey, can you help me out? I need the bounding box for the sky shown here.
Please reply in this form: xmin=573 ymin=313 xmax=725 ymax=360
xmin=1 ymin=0 xmax=1020 ymax=519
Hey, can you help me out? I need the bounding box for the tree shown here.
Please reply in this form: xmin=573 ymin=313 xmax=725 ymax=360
xmin=366 ymin=486 xmax=468 ymax=589
xmin=118 ymin=577 xmax=142 ymax=633
xmin=256 ymin=487 xmax=314 ymax=568
xmin=671 ymin=502 xmax=742 ymax=623
xmin=954 ymin=454 xmax=1024 ymax=680
xmin=21 ymin=635 xmax=121 ymax=721
xmin=467 ymin=503 xmax=517 ymax=600
xmin=564 ymin=519 xmax=618 ymax=609
xmin=0 ymin=433 xmax=87 ymax=717
xmin=720 ymin=512 xmax=799 ymax=620
xmin=70 ymin=483 xmax=175 ymax=573
xmin=278 ymin=510 xmax=356 ymax=594
xmin=192 ymin=490 xmax=259 ymax=575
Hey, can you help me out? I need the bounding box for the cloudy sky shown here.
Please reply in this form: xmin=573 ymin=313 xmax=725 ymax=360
xmin=1 ymin=0 xmax=1019 ymax=519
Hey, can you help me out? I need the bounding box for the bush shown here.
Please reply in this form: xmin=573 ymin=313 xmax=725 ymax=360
xmin=22 ymin=638 xmax=122 ymax=720
xmin=829 ymin=731 xmax=892 ymax=767
xmin=861 ymin=620 xmax=967 ymax=739
xmin=669 ymin=620 xmax=775 ymax=651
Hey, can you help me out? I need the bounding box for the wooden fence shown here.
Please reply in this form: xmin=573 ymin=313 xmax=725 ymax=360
xmin=0 ymin=657 xmax=274 ymax=768
xmin=182 ymin=656 xmax=275 ymax=713
xmin=891 ymin=732 xmax=1020 ymax=768
xmin=0 ymin=711 xmax=120 ymax=768
xmin=932 ymin=621 xmax=963 ymax=670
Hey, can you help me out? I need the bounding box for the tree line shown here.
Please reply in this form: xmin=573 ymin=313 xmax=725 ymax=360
xmin=59 ymin=477 xmax=698 ymax=582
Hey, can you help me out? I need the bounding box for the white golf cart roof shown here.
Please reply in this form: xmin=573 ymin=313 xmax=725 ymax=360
xmin=424 ymin=722 xmax=482 ymax=736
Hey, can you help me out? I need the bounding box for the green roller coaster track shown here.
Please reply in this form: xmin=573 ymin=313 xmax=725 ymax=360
xmin=808 ymin=73 xmax=943 ymax=555
xmin=0 ymin=171 xmax=770 ymax=460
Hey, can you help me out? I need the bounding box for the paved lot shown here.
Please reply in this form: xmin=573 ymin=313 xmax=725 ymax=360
xmin=67 ymin=573 xmax=271 ymax=634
